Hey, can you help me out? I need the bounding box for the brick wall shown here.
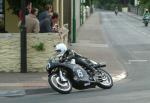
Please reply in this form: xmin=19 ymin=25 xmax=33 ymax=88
xmin=0 ymin=33 xmax=68 ymax=72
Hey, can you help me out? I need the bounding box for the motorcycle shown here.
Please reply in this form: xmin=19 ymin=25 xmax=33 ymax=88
xmin=143 ymin=16 xmax=150 ymax=27
xmin=46 ymin=49 xmax=113 ymax=94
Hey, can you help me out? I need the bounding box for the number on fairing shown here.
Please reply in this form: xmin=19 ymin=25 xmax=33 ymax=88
xmin=77 ymin=70 xmax=84 ymax=78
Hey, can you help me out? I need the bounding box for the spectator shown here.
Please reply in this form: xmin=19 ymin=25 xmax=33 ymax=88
xmin=40 ymin=12 xmax=59 ymax=33
xmin=19 ymin=1 xmax=32 ymax=21
xmin=39 ymin=4 xmax=53 ymax=22
xmin=25 ymin=8 xmax=40 ymax=33
xmin=18 ymin=1 xmax=32 ymax=30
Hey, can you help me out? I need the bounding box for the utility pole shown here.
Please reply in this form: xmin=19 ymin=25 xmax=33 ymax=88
xmin=91 ymin=0 xmax=93 ymax=13
xmin=80 ymin=0 xmax=84 ymax=25
xmin=72 ymin=0 xmax=76 ymax=43
xmin=20 ymin=0 xmax=27 ymax=73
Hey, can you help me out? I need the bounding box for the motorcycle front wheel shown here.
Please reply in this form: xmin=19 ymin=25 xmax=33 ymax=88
xmin=48 ymin=73 xmax=72 ymax=94
xmin=96 ymin=69 xmax=113 ymax=89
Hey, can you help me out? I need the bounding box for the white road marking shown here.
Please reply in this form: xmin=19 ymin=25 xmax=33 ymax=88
xmin=113 ymin=72 xmax=127 ymax=82
xmin=133 ymin=51 xmax=150 ymax=54
xmin=0 ymin=83 xmax=48 ymax=87
xmin=73 ymin=43 xmax=109 ymax=48
xmin=126 ymin=60 xmax=148 ymax=64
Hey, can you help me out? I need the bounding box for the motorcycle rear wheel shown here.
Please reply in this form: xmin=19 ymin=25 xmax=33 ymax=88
xmin=96 ymin=69 xmax=113 ymax=89
xmin=145 ymin=22 xmax=148 ymax=27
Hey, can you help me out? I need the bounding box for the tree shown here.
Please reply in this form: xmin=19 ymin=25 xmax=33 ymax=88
xmin=93 ymin=0 xmax=123 ymax=10
xmin=129 ymin=0 xmax=135 ymax=5
xmin=140 ymin=0 xmax=150 ymax=10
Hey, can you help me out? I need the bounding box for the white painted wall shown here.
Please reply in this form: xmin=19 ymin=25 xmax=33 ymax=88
xmin=134 ymin=0 xmax=139 ymax=6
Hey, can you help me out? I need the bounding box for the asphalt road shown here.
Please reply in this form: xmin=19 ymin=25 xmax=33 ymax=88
xmin=1 ymin=11 xmax=150 ymax=103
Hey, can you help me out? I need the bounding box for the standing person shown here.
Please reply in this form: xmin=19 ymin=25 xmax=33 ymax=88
xmin=115 ymin=6 xmax=118 ymax=16
xmin=40 ymin=12 xmax=59 ymax=33
xmin=18 ymin=1 xmax=32 ymax=30
xmin=19 ymin=1 xmax=32 ymax=22
xmin=25 ymin=8 xmax=40 ymax=33
xmin=38 ymin=4 xmax=53 ymax=22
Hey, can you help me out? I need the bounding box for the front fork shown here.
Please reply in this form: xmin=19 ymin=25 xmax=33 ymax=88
xmin=59 ymin=69 xmax=68 ymax=82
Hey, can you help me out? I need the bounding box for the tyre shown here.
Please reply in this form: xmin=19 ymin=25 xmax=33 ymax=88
xmin=145 ymin=22 xmax=148 ymax=27
xmin=48 ymin=73 xmax=72 ymax=94
xmin=96 ymin=69 xmax=113 ymax=89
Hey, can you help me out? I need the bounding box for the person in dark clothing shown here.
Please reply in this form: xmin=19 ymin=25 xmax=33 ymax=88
xmin=40 ymin=17 xmax=52 ymax=33
xmin=143 ymin=9 xmax=150 ymax=20
xmin=18 ymin=1 xmax=32 ymax=31
xmin=19 ymin=1 xmax=32 ymax=21
xmin=38 ymin=4 xmax=53 ymax=22
xmin=40 ymin=12 xmax=59 ymax=33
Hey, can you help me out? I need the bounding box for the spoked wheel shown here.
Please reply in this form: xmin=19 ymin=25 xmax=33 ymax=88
xmin=96 ymin=69 xmax=113 ymax=89
xmin=48 ymin=74 xmax=72 ymax=94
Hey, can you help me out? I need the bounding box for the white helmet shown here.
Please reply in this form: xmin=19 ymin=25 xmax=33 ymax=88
xmin=145 ymin=9 xmax=148 ymax=12
xmin=55 ymin=43 xmax=67 ymax=55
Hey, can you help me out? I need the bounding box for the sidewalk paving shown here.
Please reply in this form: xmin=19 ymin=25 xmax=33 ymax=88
xmin=0 ymin=73 xmax=54 ymax=97
xmin=70 ymin=11 xmax=127 ymax=81
xmin=0 ymin=11 xmax=127 ymax=97
xmin=125 ymin=12 xmax=143 ymax=20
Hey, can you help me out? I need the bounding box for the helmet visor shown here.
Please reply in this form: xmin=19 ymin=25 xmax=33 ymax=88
xmin=55 ymin=49 xmax=61 ymax=53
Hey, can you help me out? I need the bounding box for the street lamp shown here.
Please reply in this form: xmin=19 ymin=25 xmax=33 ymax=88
xmin=20 ymin=0 xmax=27 ymax=73
xmin=80 ymin=0 xmax=84 ymax=25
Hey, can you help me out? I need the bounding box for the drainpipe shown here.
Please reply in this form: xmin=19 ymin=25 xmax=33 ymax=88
xmin=72 ymin=0 xmax=76 ymax=43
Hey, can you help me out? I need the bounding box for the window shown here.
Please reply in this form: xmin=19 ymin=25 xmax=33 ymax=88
xmin=0 ymin=0 xmax=4 ymax=32
xmin=0 ymin=0 xmax=3 ymax=14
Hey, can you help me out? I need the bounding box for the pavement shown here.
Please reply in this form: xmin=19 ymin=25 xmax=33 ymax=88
xmin=0 ymin=11 xmax=133 ymax=97
xmin=70 ymin=11 xmax=127 ymax=82
xmin=125 ymin=12 xmax=143 ymax=20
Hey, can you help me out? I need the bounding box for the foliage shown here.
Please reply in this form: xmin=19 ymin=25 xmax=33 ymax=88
xmin=93 ymin=0 xmax=126 ymax=10
xmin=140 ymin=0 xmax=150 ymax=10
xmin=32 ymin=42 xmax=45 ymax=51
xmin=7 ymin=0 xmax=53 ymax=16
xmin=129 ymin=0 xmax=135 ymax=5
